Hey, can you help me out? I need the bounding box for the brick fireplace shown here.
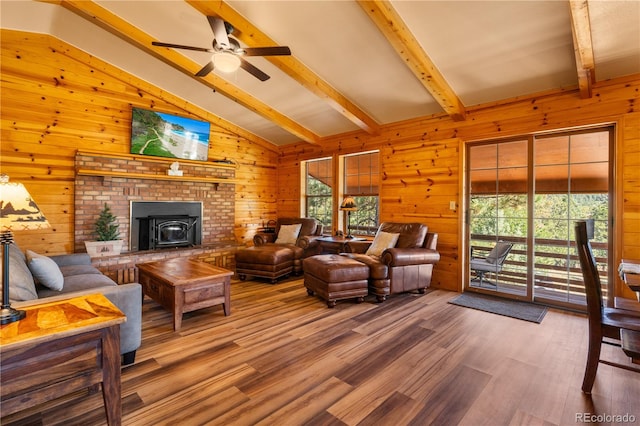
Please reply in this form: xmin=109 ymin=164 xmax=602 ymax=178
xmin=74 ymin=151 xmax=239 ymax=282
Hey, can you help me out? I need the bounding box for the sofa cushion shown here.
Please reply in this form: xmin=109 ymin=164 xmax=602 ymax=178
xmin=59 ymin=264 xmax=104 ymax=277
xmin=366 ymin=231 xmax=399 ymax=257
xmin=341 ymin=253 xmax=389 ymax=279
xmin=275 ymin=223 xmax=302 ymax=244
xmin=2 ymin=245 xmax=38 ymax=301
xmin=37 ymin=273 xmax=117 ymax=298
xmin=26 ymin=249 xmax=64 ymax=291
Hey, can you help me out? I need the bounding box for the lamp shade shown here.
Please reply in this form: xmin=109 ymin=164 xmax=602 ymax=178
xmin=212 ymin=52 xmax=241 ymax=73
xmin=1 ymin=175 xmax=49 ymax=325
xmin=0 ymin=175 xmax=49 ymax=232
xmin=340 ymin=197 xmax=358 ymax=211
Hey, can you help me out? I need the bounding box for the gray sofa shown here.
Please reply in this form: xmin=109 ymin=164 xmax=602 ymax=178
xmin=4 ymin=244 xmax=142 ymax=365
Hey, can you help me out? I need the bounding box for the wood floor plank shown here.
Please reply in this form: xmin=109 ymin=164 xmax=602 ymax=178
xmin=3 ymin=277 xmax=639 ymax=426
xmin=358 ymin=391 xmax=422 ymax=425
xmin=407 ymin=365 xmax=491 ymax=425
xmin=459 ymin=357 xmax=537 ymax=425
xmin=335 ymin=326 xmax=435 ymax=387
xmin=125 ymin=378 xmax=250 ymax=425
xmin=255 ymin=376 xmax=353 ymax=426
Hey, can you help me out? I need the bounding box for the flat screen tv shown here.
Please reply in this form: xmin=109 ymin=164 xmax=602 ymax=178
xmin=130 ymin=107 xmax=211 ymax=161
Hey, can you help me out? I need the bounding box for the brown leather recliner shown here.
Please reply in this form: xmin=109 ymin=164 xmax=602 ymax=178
xmin=250 ymin=217 xmax=323 ymax=274
xmin=342 ymin=222 xmax=440 ymax=302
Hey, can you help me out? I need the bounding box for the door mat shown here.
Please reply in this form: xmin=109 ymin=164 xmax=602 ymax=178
xmin=448 ymin=292 xmax=548 ymax=323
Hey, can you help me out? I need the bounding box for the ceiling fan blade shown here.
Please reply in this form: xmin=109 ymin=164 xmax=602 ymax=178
xmin=239 ymin=58 xmax=270 ymax=81
xmin=242 ymin=46 xmax=292 ymax=57
xmin=208 ymin=16 xmax=231 ymax=50
xmin=152 ymin=41 xmax=213 ymax=53
xmin=195 ymin=61 xmax=214 ymax=77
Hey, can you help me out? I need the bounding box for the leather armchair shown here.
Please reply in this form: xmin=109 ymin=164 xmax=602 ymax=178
xmin=343 ymin=222 xmax=440 ymax=302
xmin=253 ymin=217 xmax=323 ymax=273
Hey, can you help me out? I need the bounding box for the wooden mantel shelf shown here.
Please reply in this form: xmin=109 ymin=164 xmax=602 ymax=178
xmin=75 ymin=149 xmax=237 ymax=186
xmin=76 ymin=168 xmax=236 ymax=185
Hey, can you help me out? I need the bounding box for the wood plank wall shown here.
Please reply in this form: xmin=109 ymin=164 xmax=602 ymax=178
xmin=277 ymin=76 xmax=640 ymax=295
xmin=0 ymin=30 xmax=278 ymax=255
xmin=1 ymin=29 xmax=638 ymax=297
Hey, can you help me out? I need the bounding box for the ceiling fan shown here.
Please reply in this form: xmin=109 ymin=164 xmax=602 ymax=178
xmin=152 ymin=16 xmax=291 ymax=81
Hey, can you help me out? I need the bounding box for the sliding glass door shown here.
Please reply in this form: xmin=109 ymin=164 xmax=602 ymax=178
xmin=468 ymin=139 xmax=529 ymax=298
xmin=467 ymin=127 xmax=613 ymax=309
xmin=532 ymin=129 xmax=612 ymax=307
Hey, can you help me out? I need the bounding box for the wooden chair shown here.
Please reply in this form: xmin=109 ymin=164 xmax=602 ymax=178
xmin=574 ymin=220 xmax=640 ymax=394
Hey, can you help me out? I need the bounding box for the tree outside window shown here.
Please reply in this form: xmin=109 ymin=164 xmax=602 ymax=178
xmin=344 ymin=152 xmax=379 ymax=236
xmin=305 ymin=158 xmax=332 ymax=230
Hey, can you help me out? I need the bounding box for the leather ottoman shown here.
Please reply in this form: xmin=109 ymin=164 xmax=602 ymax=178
xmin=235 ymin=245 xmax=294 ymax=283
xmin=303 ymin=254 xmax=369 ymax=308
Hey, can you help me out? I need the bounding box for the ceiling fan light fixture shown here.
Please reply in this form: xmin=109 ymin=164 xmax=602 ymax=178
xmin=212 ymin=52 xmax=241 ymax=73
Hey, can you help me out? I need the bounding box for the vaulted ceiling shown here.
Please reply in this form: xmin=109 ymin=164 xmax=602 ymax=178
xmin=2 ymin=1 xmax=639 ymax=147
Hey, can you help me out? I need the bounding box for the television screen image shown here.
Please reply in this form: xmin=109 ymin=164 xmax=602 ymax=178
xmin=130 ymin=107 xmax=211 ymax=161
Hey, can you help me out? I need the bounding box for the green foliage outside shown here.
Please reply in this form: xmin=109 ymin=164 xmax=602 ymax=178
xmin=95 ymin=203 xmax=120 ymax=241
xmin=470 ymin=192 xmax=608 ymax=243
xmin=470 ymin=192 xmax=609 ymax=297
xmin=306 ymin=177 xmax=379 ymax=235
xmin=306 ymin=176 xmax=333 ymax=230
xmin=349 ymin=196 xmax=379 ymax=236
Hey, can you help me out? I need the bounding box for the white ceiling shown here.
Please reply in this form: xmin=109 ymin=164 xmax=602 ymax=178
xmin=1 ymin=1 xmax=639 ymax=146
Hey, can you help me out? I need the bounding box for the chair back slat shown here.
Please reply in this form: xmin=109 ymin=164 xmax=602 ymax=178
xmin=574 ymin=220 xmax=603 ymax=324
xmin=486 ymin=241 xmax=513 ymax=265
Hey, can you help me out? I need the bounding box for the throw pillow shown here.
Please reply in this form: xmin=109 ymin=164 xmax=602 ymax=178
xmin=26 ymin=249 xmax=64 ymax=291
xmin=366 ymin=231 xmax=400 ymax=257
xmin=275 ymin=223 xmax=302 ymax=245
xmin=0 ymin=248 xmax=38 ymax=301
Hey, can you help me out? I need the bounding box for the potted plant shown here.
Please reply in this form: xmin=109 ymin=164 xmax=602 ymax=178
xmin=84 ymin=203 xmax=124 ymax=257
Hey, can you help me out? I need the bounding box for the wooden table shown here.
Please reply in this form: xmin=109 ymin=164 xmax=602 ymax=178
xmin=621 ymin=328 xmax=640 ymax=365
xmin=137 ymin=258 xmax=233 ymax=331
xmin=619 ymin=259 xmax=640 ymax=302
xmin=0 ymin=294 xmax=125 ymax=426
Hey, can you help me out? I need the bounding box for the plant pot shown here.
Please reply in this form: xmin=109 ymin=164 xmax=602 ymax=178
xmin=85 ymin=240 xmax=124 ymax=258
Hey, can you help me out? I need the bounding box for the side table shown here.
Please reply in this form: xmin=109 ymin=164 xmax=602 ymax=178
xmin=317 ymin=236 xmax=366 ymax=254
xmin=0 ymin=293 xmax=125 ymax=426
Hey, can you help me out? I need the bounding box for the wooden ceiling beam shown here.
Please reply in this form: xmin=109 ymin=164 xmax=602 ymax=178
xmin=186 ymin=0 xmax=380 ymax=135
xmin=569 ymin=0 xmax=595 ymax=99
xmin=357 ymin=0 xmax=466 ymax=122
xmin=52 ymin=0 xmax=321 ymax=144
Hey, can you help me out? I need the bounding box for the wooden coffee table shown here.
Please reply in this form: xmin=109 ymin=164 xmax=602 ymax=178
xmin=137 ymin=258 xmax=233 ymax=331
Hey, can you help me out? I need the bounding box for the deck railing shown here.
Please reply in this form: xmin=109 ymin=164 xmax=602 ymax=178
xmin=470 ymin=233 xmax=609 ymax=304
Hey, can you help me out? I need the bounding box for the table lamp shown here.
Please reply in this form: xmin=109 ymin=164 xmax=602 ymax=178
xmin=340 ymin=197 xmax=358 ymax=239
xmin=1 ymin=174 xmax=50 ymax=325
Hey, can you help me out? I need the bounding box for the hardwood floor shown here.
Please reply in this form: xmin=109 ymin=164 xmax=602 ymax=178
xmin=3 ymin=276 xmax=639 ymax=425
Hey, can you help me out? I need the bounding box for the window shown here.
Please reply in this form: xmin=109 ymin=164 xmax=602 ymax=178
xmin=305 ymin=157 xmax=333 ymax=230
xmin=343 ymin=151 xmax=379 ymax=236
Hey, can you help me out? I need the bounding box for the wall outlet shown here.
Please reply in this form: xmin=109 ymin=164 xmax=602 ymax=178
xmin=449 ymin=201 xmax=456 ymax=210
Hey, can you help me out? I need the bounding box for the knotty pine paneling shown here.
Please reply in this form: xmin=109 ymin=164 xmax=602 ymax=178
xmin=379 ymin=138 xmax=461 ymax=291
xmin=277 ymin=76 xmax=640 ymax=294
xmin=619 ymin=112 xmax=640 ymax=299
xmin=1 ymin=29 xmax=278 ymax=255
